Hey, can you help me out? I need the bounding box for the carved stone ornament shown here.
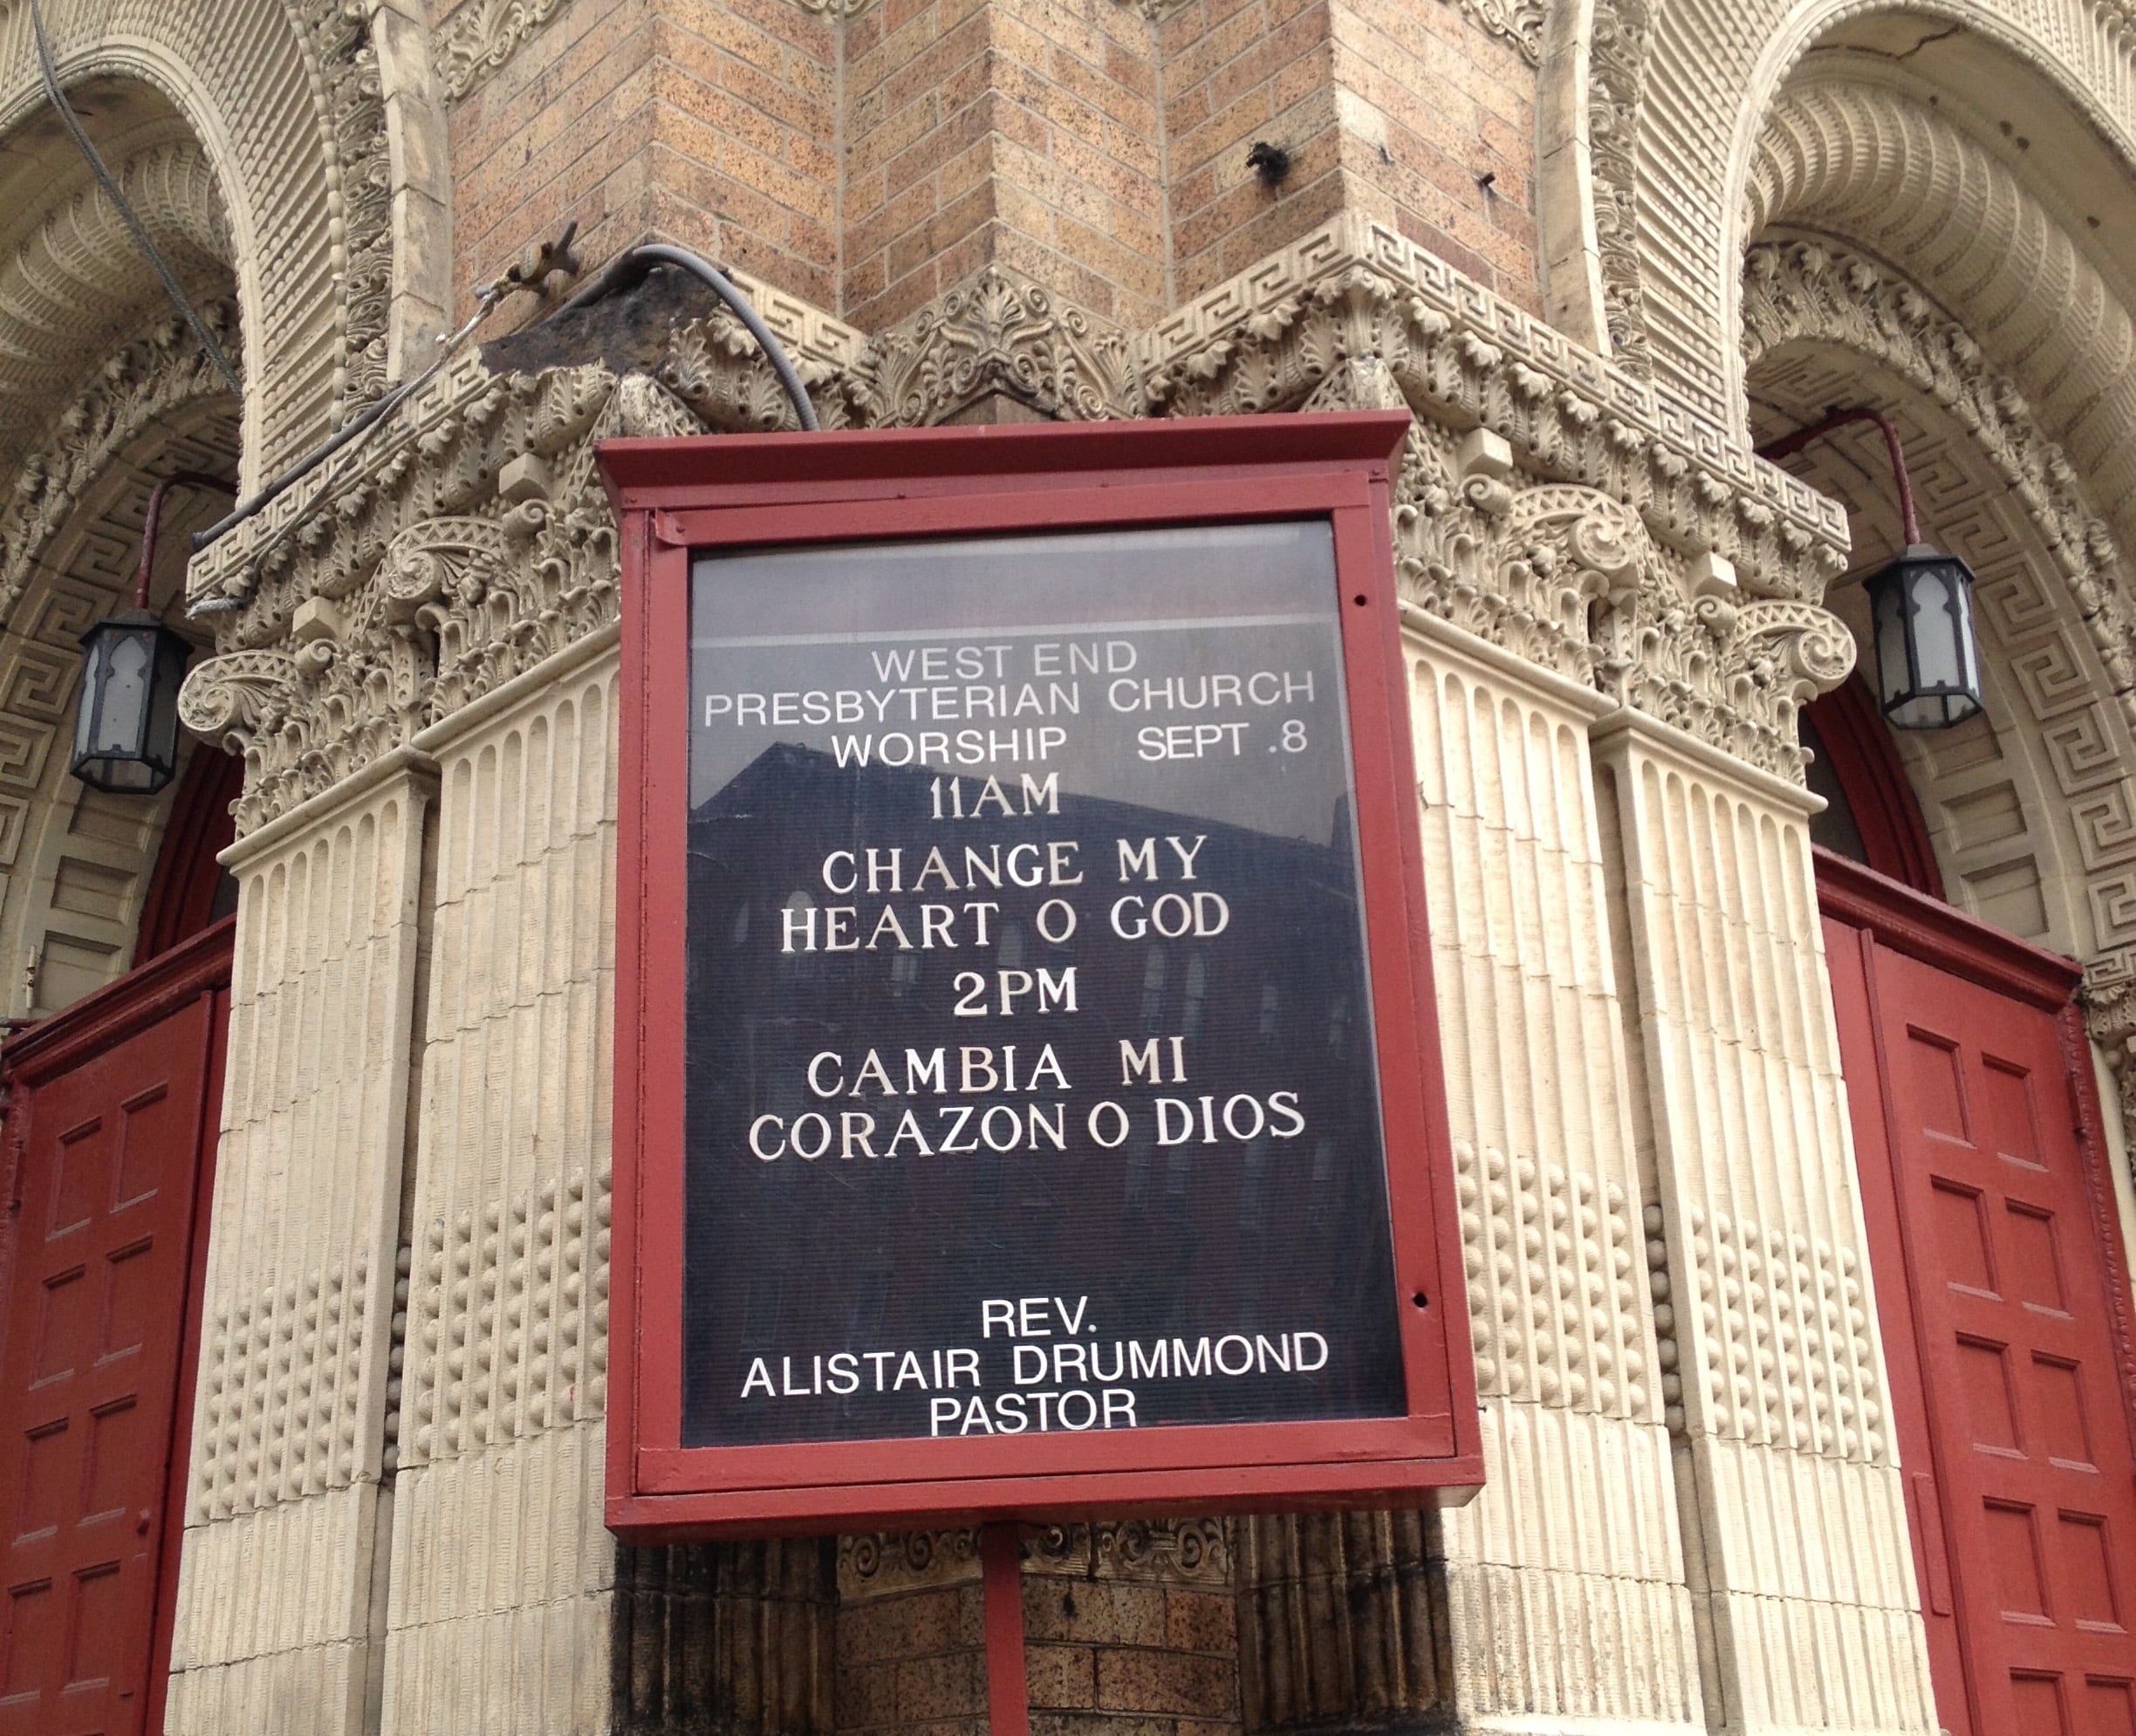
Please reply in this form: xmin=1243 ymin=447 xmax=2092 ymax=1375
xmin=858 ymin=267 xmax=1140 ymax=427
xmin=436 ymin=0 xmax=572 ymax=101
xmin=1140 ymin=214 xmax=1848 ymax=602
xmin=0 ymin=304 xmax=240 ymax=629
xmin=1586 ymin=0 xmax=1653 ymax=371
xmin=1026 ymin=1520 xmax=1232 ymax=1584
xmin=182 ymin=227 xmax=1862 ymax=838
xmin=836 ymin=1529 xmax=981 ymax=1598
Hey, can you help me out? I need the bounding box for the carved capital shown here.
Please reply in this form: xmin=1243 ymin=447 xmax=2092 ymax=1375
xmin=1403 ymin=476 xmax=1640 ymax=687
xmin=1593 ymin=551 xmax=1853 ymax=779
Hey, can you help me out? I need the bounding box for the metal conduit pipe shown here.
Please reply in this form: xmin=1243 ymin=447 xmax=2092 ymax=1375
xmin=193 ymin=242 xmax=816 ymax=564
xmin=190 ymin=287 xmax=507 ymax=560
xmin=551 ymin=244 xmax=820 ymax=432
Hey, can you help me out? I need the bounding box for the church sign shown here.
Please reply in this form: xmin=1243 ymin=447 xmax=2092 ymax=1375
xmin=600 ymin=413 xmax=1481 ymax=1535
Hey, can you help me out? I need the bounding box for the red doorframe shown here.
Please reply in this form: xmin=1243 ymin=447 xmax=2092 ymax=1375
xmin=135 ymin=748 xmax=240 ymax=965
xmin=1804 ymin=679 xmax=1945 ymax=899
xmin=1821 ymin=850 xmax=2136 ymax=1733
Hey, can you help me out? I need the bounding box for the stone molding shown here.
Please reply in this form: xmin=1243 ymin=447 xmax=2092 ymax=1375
xmin=1585 ymin=0 xmax=1650 ymax=370
xmin=182 ymin=234 xmax=1859 ymax=836
xmin=292 ymin=0 xmax=397 ymax=418
xmin=837 ymin=1529 xmax=982 ymax=1597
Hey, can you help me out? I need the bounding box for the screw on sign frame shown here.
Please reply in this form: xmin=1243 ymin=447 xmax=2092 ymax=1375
xmin=593 ymin=409 xmax=1478 ymax=1716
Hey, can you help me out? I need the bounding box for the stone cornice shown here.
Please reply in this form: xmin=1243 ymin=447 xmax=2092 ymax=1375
xmin=1142 ymin=213 xmax=1849 ymax=598
xmin=182 ymin=236 xmax=1859 ymax=833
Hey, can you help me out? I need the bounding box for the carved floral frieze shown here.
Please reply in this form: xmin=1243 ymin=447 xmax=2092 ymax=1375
xmin=1027 ymin=1520 xmax=1232 ymax=1584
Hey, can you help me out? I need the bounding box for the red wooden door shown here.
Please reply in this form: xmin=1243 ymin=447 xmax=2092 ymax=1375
xmin=1824 ymin=864 xmax=2136 ymax=1736
xmin=0 ymin=924 xmax=229 ymax=1736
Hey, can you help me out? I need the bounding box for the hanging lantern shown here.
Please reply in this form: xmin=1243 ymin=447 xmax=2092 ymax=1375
xmin=70 ymin=609 xmax=192 ymax=794
xmin=1757 ymin=410 xmax=1984 ymax=732
xmin=1866 ymin=543 xmax=1983 ymax=730
xmin=69 ymin=470 xmax=233 ymax=796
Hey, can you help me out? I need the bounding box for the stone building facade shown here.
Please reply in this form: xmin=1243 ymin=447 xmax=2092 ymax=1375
xmin=0 ymin=0 xmax=2134 ymax=1731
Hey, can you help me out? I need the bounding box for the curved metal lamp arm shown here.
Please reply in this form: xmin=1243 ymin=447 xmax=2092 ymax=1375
xmin=1756 ymin=407 xmax=1922 ymax=546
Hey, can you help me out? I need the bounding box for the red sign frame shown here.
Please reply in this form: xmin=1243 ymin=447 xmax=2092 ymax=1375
xmin=598 ymin=412 xmax=1482 ymax=1538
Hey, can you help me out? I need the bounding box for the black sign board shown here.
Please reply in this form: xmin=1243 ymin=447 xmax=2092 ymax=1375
xmin=603 ymin=414 xmax=1480 ymax=1534
xmin=686 ymin=522 xmax=1404 ymax=1447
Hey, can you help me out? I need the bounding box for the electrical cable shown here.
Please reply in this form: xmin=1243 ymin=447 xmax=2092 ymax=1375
xmin=29 ymin=0 xmax=244 ymax=402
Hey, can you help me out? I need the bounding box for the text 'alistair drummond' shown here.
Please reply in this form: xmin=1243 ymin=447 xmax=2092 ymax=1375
xmin=681 ymin=522 xmax=1409 ymax=1448
xmin=738 ymin=1295 xmax=1336 ymax=1437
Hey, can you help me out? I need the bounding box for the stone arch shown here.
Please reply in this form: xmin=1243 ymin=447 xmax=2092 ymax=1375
xmin=0 ymin=302 xmax=241 ymax=1015
xmin=1742 ymin=237 xmax=2136 ymax=991
xmin=0 ymin=0 xmax=451 ymax=485
xmin=1744 ymin=72 xmax=2136 ymax=549
xmin=1542 ymin=0 xmax=2136 ymax=435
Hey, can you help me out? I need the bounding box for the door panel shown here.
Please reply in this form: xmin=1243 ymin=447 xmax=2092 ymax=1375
xmin=1829 ymin=913 xmax=2136 ymax=1736
xmin=0 ymin=951 xmax=225 ymax=1736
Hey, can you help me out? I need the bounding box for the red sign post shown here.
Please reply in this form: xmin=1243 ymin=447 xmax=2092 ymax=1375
xmin=599 ymin=413 xmax=1480 ymax=1543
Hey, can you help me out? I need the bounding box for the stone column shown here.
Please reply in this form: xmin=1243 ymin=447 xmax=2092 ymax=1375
xmin=375 ymin=634 xmax=620 ymax=1733
xmin=165 ymin=756 xmax=434 ymax=1736
xmin=1405 ymin=610 xmax=1698 ymax=1732
xmin=1591 ymin=710 xmax=1936 ymax=1733
xmin=1236 ymin=1512 xmax=1448 ymax=1728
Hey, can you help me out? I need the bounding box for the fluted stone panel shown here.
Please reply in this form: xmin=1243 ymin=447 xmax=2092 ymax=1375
xmin=1593 ymin=714 xmax=1935 ymax=1734
xmin=1406 ymin=618 xmax=1699 ymax=1731
xmin=380 ymin=644 xmax=620 ymax=1735
xmin=166 ymin=766 xmax=434 ymax=1736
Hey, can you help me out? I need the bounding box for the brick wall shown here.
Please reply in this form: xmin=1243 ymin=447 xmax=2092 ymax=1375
xmin=442 ymin=0 xmax=1538 ymax=328
xmin=445 ymin=0 xmax=839 ymax=319
xmin=844 ymin=0 xmax=1167 ymax=331
xmin=1024 ymin=1558 xmax=1240 ymax=1736
xmin=1162 ymin=0 xmax=1535 ymax=305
